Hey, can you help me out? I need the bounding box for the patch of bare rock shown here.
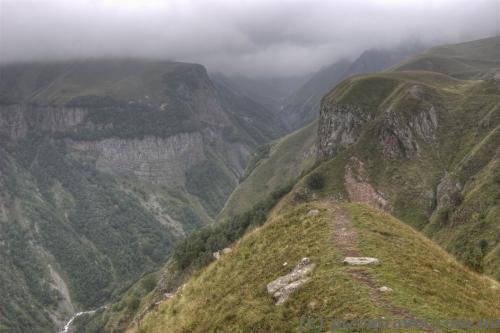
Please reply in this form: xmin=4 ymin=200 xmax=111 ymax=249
xmin=267 ymin=258 xmax=315 ymax=305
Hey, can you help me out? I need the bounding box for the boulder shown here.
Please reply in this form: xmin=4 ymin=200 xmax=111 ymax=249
xmin=306 ymin=209 xmax=319 ymax=217
xmin=213 ymin=247 xmax=232 ymax=260
xmin=267 ymin=257 xmax=315 ymax=305
xmin=378 ymin=286 xmax=393 ymax=293
xmin=343 ymin=257 xmax=380 ymax=265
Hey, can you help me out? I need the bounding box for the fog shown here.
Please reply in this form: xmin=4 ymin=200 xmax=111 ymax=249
xmin=1 ymin=0 xmax=499 ymax=77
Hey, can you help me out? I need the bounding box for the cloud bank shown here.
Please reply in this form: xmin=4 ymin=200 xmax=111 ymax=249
xmin=1 ymin=0 xmax=500 ymax=77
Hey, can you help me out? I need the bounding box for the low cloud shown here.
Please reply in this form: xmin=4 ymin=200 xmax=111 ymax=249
xmin=1 ymin=0 xmax=499 ymax=77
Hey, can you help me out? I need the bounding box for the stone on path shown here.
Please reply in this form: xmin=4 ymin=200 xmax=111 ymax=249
xmin=343 ymin=257 xmax=380 ymax=265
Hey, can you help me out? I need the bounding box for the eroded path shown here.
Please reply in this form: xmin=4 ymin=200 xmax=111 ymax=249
xmin=330 ymin=204 xmax=414 ymax=320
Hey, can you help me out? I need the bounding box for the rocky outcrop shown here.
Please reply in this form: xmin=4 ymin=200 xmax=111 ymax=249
xmin=317 ymin=104 xmax=371 ymax=158
xmin=344 ymin=158 xmax=391 ymax=211
xmin=317 ymin=83 xmax=439 ymax=161
xmin=267 ymin=257 xmax=315 ymax=305
xmin=435 ymin=173 xmax=462 ymax=209
xmin=379 ymin=95 xmax=438 ymax=160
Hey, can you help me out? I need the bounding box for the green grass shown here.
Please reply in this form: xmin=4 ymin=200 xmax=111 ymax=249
xmin=219 ymin=121 xmax=318 ymax=220
xmin=349 ymin=204 xmax=500 ymax=326
xmin=133 ymin=202 xmax=500 ymax=333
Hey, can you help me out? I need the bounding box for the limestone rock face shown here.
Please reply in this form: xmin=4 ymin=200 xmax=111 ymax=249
xmin=68 ymin=133 xmax=206 ymax=185
xmin=317 ymin=82 xmax=439 ymax=161
xmin=0 ymin=105 xmax=87 ymax=140
xmin=267 ymin=258 xmax=315 ymax=305
xmin=379 ymin=103 xmax=438 ymax=159
xmin=317 ymin=104 xmax=371 ymax=158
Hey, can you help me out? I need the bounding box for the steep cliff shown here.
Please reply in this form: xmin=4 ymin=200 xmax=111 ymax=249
xmin=0 ymin=59 xmax=276 ymax=332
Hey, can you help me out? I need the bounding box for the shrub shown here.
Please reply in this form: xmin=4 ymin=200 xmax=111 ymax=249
xmin=449 ymin=191 xmax=464 ymax=206
xmin=128 ymin=297 xmax=141 ymax=311
xmin=435 ymin=206 xmax=450 ymax=225
xmin=141 ymin=275 xmax=157 ymax=292
xmin=479 ymin=239 xmax=489 ymax=253
xmin=307 ymin=172 xmax=325 ymax=190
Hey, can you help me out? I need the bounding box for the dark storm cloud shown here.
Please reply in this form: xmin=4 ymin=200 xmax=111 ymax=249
xmin=1 ymin=0 xmax=500 ymax=77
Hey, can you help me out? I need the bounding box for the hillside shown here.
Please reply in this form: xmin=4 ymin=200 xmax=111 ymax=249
xmin=218 ymin=121 xmax=317 ymax=220
xmin=0 ymin=59 xmax=280 ymax=332
xmin=132 ymin=202 xmax=500 ymax=333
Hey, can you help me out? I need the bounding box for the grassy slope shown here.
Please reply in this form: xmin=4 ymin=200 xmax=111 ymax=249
xmin=219 ymin=121 xmax=318 ymax=220
xmin=391 ymin=35 xmax=500 ymax=79
xmin=133 ymin=202 xmax=500 ymax=333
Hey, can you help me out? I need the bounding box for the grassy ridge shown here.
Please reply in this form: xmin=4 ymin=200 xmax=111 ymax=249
xmin=133 ymin=202 xmax=500 ymax=333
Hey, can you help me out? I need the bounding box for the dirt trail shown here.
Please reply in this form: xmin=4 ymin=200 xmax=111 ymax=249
xmin=330 ymin=205 xmax=414 ymax=320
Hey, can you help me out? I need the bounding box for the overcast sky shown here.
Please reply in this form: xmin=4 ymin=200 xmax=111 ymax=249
xmin=1 ymin=0 xmax=499 ymax=77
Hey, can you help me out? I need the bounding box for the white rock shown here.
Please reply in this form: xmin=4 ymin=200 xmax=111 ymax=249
xmin=343 ymin=257 xmax=380 ymax=265
xmin=213 ymin=251 xmax=221 ymax=260
xmin=306 ymin=209 xmax=319 ymax=217
xmin=378 ymin=286 xmax=393 ymax=292
xmin=163 ymin=293 xmax=174 ymax=299
xmin=267 ymin=257 xmax=315 ymax=305
xmin=222 ymin=247 xmax=232 ymax=255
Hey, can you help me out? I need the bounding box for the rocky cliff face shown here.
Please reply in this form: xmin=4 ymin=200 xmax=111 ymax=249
xmin=317 ymin=76 xmax=441 ymax=160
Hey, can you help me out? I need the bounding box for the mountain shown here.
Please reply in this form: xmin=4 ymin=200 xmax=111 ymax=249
xmin=0 ymin=59 xmax=280 ymax=332
xmin=79 ymin=36 xmax=500 ymax=332
xmin=280 ymin=44 xmax=423 ymax=131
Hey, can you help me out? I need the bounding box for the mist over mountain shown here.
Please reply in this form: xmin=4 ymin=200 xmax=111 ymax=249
xmin=2 ymin=0 xmax=500 ymax=77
